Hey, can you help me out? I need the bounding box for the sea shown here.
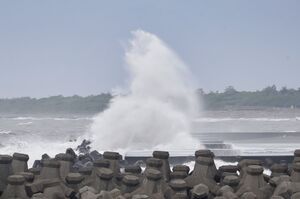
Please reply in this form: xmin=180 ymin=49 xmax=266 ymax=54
xmin=1 ymin=107 xmax=300 ymax=167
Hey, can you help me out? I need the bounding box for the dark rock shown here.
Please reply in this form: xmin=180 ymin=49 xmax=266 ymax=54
xmin=41 ymin=154 xmax=50 ymax=160
xmin=89 ymin=150 xmax=102 ymax=161
xmin=66 ymin=148 xmax=77 ymax=159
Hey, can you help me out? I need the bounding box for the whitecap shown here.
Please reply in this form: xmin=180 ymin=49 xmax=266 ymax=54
xmin=194 ymin=117 xmax=292 ymax=122
xmin=17 ymin=122 xmax=33 ymax=125
xmin=0 ymin=130 xmax=12 ymax=134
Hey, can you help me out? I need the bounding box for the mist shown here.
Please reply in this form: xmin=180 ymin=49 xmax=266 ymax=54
xmin=87 ymin=30 xmax=201 ymax=153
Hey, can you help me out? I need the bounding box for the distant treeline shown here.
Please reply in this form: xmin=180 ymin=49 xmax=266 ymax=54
xmin=199 ymin=85 xmax=300 ymax=109
xmin=1 ymin=85 xmax=300 ymax=114
xmin=0 ymin=94 xmax=112 ymax=115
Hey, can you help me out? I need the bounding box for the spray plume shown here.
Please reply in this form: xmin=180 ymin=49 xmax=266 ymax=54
xmin=88 ymin=30 xmax=201 ymax=154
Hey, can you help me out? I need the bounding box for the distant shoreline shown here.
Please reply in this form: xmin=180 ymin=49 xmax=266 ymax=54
xmin=1 ymin=86 xmax=300 ymax=115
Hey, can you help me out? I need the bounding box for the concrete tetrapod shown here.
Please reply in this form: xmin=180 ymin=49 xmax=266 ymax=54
xmin=270 ymin=164 xmax=288 ymax=178
xmin=55 ymin=153 xmax=75 ymax=182
xmin=170 ymin=171 xmax=189 ymax=180
xmin=103 ymin=152 xmax=122 ymax=179
xmin=130 ymin=168 xmax=167 ymax=198
xmin=39 ymin=159 xmax=61 ymax=180
xmin=11 ymin=153 xmax=29 ymax=174
xmin=153 ymin=151 xmax=171 ymax=182
xmin=0 ymin=155 xmax=13 ymax=195
xmin=294 ymin=150 xmax=300 ymax=163
xmin=172 ymin=165 xmax=190 ymax=175
xmin=217 ymin=185 xmax=238 ymax=199
xmin=222 ymin=175 xmax=239 ymax=192
xmin=0 ymin=175 xmax=29 ymax=199
xmin=191 ymin=183 xmax=209 ymax=199
xmin=93 ymin=167 xmax=116 ymax=193
xmin=185 ymin=156 xmax=218 ymax=195
xmin=29 ymin=167 xmax=41 ymax=182
xmin=65 ymin=173 xmax=84 ymax=193
xmin=43 ymin=179 xmax=66 ymax=199
xmin=121 ymin=175 xmax=140 ymax=194
xmin=195 ymin=150 xmax=218 ymax=182
xmin=291 ymin=162 xmax=300 ymax=183
xmin=167 ymin=179 xmax=188 ymax=199
xmin=144 ymin=158 xmax=163 ymax=178
xmin=236 ymin=165 xmax=266 ymax=197
xmin=78 ymin=167 xmax=93 ymax=188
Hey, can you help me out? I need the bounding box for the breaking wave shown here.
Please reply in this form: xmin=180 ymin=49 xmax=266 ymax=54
xmin=87 ymin=30 xmax=201 ymax=153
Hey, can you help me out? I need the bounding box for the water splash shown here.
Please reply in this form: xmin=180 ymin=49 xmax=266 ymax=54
xmin=87 ymin=30 xmax=201 ymax=153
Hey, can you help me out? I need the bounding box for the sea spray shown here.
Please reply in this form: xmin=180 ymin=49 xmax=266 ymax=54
xmin=0 ymin=136 xmax=78 ymax=167
xmin=88 ymin=30 xmax=201 ymax=153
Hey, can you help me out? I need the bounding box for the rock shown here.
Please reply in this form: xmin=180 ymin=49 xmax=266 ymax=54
xmin=90 ymin=150 xmax=102 ymax=161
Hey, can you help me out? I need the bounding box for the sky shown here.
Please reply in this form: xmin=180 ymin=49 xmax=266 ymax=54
xmin=0 ymin=0 xmax=299 ymax=98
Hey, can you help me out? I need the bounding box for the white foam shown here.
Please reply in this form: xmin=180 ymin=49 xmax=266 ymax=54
xmin=0 ymin=137 xmax=79 ymax=167
xmin=232 ymin=143 xmax=297 ymax=156
xmin=283 ymin=130 xmax=297 ymax=133
xmin=17 ymin=122 xmax=33 ymax=125
xmin=194 ymin=117 xmax=295 ymax=122
xmin=0 ymin=130 xmax=11 ymax=134
xmin=86 ymin=30 xmax=201 ymax=152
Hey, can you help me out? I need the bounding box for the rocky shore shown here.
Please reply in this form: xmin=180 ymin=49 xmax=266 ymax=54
xmin=1 ymin=146 xmax=300 ymax=199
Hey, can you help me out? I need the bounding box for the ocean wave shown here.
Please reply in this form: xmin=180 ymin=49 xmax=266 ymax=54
xmin=283 ymin=130 xmax=297 ymax=133
xmin=10 ymin=116 xmax=91 ymax=121
xmin=0 ymin=130 xmax=12 ymax=134
xmin=194 ymin=117 xmax=298 ymax=122
xmin=0 ymin=137 xmax=80 ymax=166
xmin=17 ymin=121 xmax=33 ymax=125
xmin=232 ymin=143 xmax=298 ymax=156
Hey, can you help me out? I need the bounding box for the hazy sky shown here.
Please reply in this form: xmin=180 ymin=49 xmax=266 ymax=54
xmin=0 ymin=1 xmax=299 ymax=98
